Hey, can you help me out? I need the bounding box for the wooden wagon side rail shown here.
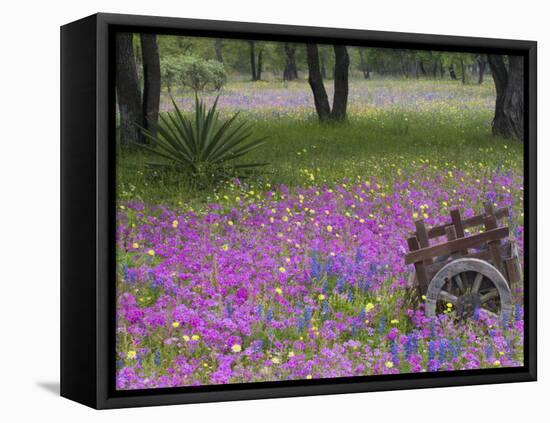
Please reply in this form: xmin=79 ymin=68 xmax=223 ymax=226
xmin=405 ymin=226 xmax=509 ymax=265
xmin=420 ymin=206 xmax=509 ymax=239
xmin=423 ymin=242 xmax=512 ymax=281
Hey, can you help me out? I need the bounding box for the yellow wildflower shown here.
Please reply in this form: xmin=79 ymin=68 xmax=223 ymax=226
xmin=385 ymin=361 xmax=394 ymax=368
xmin=231 ymin=344 xmax=242 ymax=353
xmin=132 ymin=242 xmax=139 ymax=249
xmin=172 ymin=321 xmax=180 ymax=328
xmin=147 ymin=249 xmax=155 ymax=256
xmin=318 ymin=294 xmax=326 ymax=301
xmin=326 ymin=225 xmax=333 ymax=233
xmin=127 ymin=350 xmax=137 ymax=359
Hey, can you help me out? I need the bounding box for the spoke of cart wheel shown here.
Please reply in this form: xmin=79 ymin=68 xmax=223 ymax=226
xmin=480 ymin=289 xmax=499 ymax=303
xmin=438 ymin=290 xmax=458 ymax=304
xmin=472 ymin=273 xmax=483 ymax=294
xmin=453 ymin=274 xmax=466 ymax=293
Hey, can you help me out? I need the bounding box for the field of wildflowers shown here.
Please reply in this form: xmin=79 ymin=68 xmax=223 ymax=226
xmin=116 ymin=79 xmax=524 ymax=390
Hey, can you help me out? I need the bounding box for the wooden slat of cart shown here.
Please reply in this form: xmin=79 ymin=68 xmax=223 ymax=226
xmin=450 ymin=208 xmax=469 ymax=256
xmin=425 ymin=249 xmax=491 ymax=280
xmin=423 ymin=207 xmax=509 ymax=239
xmin=407 ymin=236 xmax=429 ymax=293
xmin=484 ymin=214 xmax=505 ymax=275
xmin=404 ymin=226 xmax=509 ymax=265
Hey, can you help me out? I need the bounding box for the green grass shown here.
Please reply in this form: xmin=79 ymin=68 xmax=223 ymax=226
xmin=116 ymin=79 xmax=523 ymax=209
xmin=117 ymin=113 xmax=521 ymax=207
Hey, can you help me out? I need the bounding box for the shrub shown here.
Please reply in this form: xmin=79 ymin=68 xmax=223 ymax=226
xmin=160 ymin=56 xmax=227 ymax=93
xmin=138 ymin=96 xmax=268 ymax=187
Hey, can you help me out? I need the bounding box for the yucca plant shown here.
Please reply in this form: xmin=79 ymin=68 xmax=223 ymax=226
xmin=138 ymin=96 xmax=268 ymax=186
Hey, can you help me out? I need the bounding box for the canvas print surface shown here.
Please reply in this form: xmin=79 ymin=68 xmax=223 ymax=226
xmin=114 ymin=32 xmax=525 ymax=390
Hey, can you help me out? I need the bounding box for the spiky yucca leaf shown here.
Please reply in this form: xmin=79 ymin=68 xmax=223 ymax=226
xmin=138 ymin=96 xmax=268 ymax=185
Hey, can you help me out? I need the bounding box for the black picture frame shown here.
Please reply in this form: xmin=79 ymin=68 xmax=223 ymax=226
xmin=61 ymin=12 xmax=537 ymax=409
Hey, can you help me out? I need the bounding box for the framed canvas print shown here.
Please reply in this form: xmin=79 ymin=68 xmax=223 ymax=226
xmin=60 ymin=13 xmax=537 ymax=409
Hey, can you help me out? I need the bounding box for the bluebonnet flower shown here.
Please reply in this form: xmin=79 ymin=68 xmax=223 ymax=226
xmin=257 ymin=303 xmax=263 ymax=319
xmin=515 ymin=303 xmax=521 ymax=322
xmin=335 ymin=277 xmax=345 ymax=292
xmin=226 ymin=301 xmax=233 ymax=318
xmin=326 ymin=255 xmax=334 ymax=275
xmin=428 ymin=340 xmax=436 ymax=362
xmin=354 ymin=248 xmax=363 ymax=265
xmin=391 ymin=339 xmax=400 ymax=365
xmin=450 ymin=340 xmax=461 ymax=359
xmin=310 ymin=252 xmax=322 ymax=280
xmin=123 ymin=264 xmax=129 ymax=281
xmin=322 ymin=301 xmax=329 ymax=318
xmin=378 ymin=316 xmax=387 ymax=334
xmin=438 ymin=339 xmax=448 ymax=362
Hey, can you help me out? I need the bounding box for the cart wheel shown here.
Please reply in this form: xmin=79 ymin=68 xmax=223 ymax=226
xmin=425 ymin=258 xmax=512 ymax=321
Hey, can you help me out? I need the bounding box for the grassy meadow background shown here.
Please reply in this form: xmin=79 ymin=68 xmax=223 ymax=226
xmin=115 ymin=37 xmax=524 ymax=390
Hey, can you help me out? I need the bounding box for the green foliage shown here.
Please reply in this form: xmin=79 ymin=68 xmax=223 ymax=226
xmin=118 ymin=79 xmax=520 ymax=207
xmin=160 ymin=56 xmax=227 ymax=92
xmin=138 ymin=96 xmax=269 ymax=188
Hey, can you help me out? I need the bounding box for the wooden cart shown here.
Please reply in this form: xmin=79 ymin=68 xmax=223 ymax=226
xmin=404 ymin=203 xmax=522 ymax=320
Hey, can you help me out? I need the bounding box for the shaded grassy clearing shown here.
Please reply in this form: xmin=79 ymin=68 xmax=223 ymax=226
xmin=117 ymin=106 xmax=522 ymax=209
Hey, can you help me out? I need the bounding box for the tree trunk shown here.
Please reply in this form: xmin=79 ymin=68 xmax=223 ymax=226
xmin=140 ymin=34 xmax=161 ymax=137
xmin=400 ymin=53 xmax=409 ymax=78
xmin=432 ymin=60 xmax=438 ymax=78
xmin=359 ymin=48 xmax=370 ymax=79
xmin=214 ymin=39 xmax=224 ymax=62
xmin=460 ymin=59 xmax=466 ymax=84
xmin=283 ymin=43 xmax=298 ymax=81
xmin=477 ymin=56 xmax=486 ymax=84
xmin=488 ymin=55 xmax=524 ymax=141
xmin=116 ymin=33 xmax=143 ymax=147
xmin=331 ymin=45 xmax=349 ymax=121
xmin=449 ymin=64 xmax=457 ymax=80
xmin=306 ymin=44 xmax=331 ymax=121
xmin=249 ymin=41 xmax=257 ymax=81
xmin=256 ymin=48 xmax=263 ymax=81
xmin=419 ymin=61 xmax=427 ymax=76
